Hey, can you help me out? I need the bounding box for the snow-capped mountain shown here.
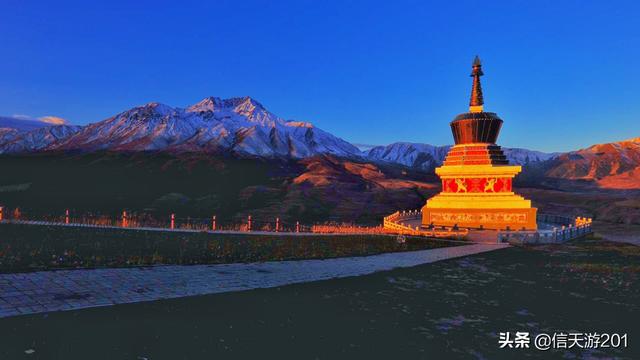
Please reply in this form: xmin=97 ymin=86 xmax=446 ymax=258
xmin=0 ymin=125 xmax=81 ymax=153
xmin=0 ymin=96 xmax=361 ymax=158
xmin=0 ymin=96 xmax=568 ymax=171
xmin=366 ymin=142 xmax=451 ymax=170
xmin=502 ymin=147 xmax=559 ymax=164
xmin=365 ymin=142 xmax=558 ymax=170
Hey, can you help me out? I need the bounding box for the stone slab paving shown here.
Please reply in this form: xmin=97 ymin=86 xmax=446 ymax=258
xmin=0 ymin=244 xmax=508 ymax=319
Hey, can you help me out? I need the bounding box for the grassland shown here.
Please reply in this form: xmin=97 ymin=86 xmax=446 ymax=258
xmin=0 ymin=223 xmax=459 ymax=273
xmin=0 ymin=236 xmax=637 ymax=359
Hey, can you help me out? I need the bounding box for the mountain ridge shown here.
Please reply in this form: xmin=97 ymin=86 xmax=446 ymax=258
xmin=0 ymin=97 xmax=638 ymax=189
xmin=0 ymin=97 xmax=360 ymax=159
xmin=0 ymin=96 xmax=558 ymax=163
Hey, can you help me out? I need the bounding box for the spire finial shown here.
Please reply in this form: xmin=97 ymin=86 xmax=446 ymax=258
xmin=472 ymin=55 xmax=482 ymax=68
xmin=469 ymin=56 xmax=484 ymax=112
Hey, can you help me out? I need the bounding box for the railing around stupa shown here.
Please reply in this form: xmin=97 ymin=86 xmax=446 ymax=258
xmin=0 ymin=206 xmax=466 ymax=239
xmin=383 ymin=210 xmax=469 ymax=239
xmin=497 ymin=214 xmax=593 ymax=244
xmin=0 ymin=207 xmax=386 ymax=236
xmin=384 ymin=209 xmax=593 ymax=244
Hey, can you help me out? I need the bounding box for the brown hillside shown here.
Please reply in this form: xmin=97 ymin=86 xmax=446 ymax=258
xmin=545 ymin=137 xmax=640 ymax=189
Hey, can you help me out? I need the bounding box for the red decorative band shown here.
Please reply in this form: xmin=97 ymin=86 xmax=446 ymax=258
xmin=442 ymin=177 xmax=512 ymax=193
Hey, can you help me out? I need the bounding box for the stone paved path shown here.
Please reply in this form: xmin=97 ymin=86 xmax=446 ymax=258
xmin=0 ymin=244 xmax=508 ymax=319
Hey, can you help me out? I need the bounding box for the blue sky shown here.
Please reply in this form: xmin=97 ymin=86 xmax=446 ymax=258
xmin=1 ymin=0 xmax=638 ymax=152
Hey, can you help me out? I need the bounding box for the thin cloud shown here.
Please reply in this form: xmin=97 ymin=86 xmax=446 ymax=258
xmin=39 ymin=116 xmax=67 ymax=125
xmin=7 ymin=114 xmax=68 ymax=125
xmin=11 ymin=114 xmax=34 ymax=120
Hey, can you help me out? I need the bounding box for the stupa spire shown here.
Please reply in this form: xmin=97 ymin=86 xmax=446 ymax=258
xmin=469 ymin=55 xmax=484 ymax=113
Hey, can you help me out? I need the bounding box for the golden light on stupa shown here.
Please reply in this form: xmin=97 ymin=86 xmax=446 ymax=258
xmin=421 ymin=56 xmax=538 ymax=230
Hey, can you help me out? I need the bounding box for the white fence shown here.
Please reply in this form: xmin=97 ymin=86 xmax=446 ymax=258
xmin=498 ymin=214 xmax=593 ymax=244
xmin=383 ymin=210 xmax=469 ymax=239
xmin=383 ymin=210 xmax=593 ymax=244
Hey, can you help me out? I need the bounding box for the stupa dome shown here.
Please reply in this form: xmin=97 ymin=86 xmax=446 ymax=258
xmin=450 ymin=111 xmax=503 ymax=144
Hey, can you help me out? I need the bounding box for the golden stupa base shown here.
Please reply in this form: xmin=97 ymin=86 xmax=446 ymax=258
xmin=422 ymin=201 xmax=538 ymax=231
xmin=421 ymin=163 xmax=538 ymax=231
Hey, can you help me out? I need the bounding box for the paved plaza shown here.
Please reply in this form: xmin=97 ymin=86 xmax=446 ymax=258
xmin=0 ymin=244 xmax=508 ymax=318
